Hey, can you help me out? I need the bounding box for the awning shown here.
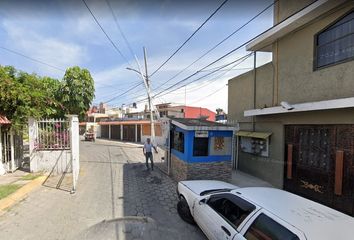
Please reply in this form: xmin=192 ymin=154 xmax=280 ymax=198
xmin=244 ymin=97 xmax=354 ymax=117
xmin=0 ymin=115 xmax=11 ymax=125
xmin=246 ymin=0 xmax=347 ymax=52
xmin=236 ymin=131 xmax=272 ymax=139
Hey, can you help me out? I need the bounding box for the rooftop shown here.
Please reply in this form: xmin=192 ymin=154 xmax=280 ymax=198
xmin=247 ymin=0 xmax=347 ymax=52
xmin=172 ymin=118 xmax=234 ymax=131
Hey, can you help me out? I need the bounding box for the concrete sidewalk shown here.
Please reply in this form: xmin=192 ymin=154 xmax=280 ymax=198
xmin=230 ymin=170 xmax=273 ymax=188
xmin=0 ymin=170 xmax=29 ymax=185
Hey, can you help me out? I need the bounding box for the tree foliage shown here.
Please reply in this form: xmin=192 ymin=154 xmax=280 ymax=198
xmin=59 ymin=66 xmax=95 ymax=121
xmin=0 ymin=65 xmax=95 ymax=127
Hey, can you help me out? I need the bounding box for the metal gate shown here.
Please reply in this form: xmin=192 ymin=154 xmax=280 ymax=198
xmin=1 ymin=129 xmax=22 ymax=172
xmin=284 ymin=125 xmax=354 ymax=216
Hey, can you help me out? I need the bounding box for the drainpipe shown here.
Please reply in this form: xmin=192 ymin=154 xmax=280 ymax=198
xmin=253 ymin=51 xmax=257 ymax=132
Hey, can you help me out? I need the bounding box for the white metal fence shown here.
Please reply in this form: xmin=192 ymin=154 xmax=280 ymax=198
xmin=36 ymin=119 xmax=70 ymax=150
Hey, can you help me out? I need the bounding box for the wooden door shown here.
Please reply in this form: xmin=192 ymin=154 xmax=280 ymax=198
xmin=284 ymin=125 xmax=354 ymax=216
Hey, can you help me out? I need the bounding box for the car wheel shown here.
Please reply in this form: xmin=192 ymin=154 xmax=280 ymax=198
xmin=177 ymin=197 xmax=195 ymax=225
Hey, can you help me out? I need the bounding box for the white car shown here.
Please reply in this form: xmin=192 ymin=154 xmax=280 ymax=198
xmin=177 ymin=180 xmax=354 ymax=240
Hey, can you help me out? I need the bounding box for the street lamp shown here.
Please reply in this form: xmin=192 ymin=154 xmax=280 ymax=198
xmin=126 ymin=67 xmax=142 ymax=76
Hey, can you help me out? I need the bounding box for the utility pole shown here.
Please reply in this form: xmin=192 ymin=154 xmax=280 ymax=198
xmin=143 ymin=47 xmax=155 ymax=144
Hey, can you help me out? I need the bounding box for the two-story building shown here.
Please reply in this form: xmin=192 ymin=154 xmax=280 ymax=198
xmin=155 ymin=103 xmax=216 ymax=121
xmin=228 ymin=0 xmax=354 ymax=216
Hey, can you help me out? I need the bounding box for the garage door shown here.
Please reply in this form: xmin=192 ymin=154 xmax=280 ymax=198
xmin=111 ymin=125 xmax=121 ymax=140
xmin=100 ymin=125 xmax=109 ymax=138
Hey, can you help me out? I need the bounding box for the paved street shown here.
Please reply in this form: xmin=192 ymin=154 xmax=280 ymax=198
xmin=0 ymin=139 xmax=205 ymax=240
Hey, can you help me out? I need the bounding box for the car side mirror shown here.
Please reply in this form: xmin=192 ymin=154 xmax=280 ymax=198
xmin=199 ymin=197 xmax=209 ymax=205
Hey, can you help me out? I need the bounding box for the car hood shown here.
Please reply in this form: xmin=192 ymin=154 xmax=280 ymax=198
xmin=180 ymin=180 xmax=238 ymax=195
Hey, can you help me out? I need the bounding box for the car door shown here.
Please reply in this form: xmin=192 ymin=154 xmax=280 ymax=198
xmin=234 ymin=209 xmax=305 ymax=240
xmin=194 ymin=193 xmax=256 ymax=240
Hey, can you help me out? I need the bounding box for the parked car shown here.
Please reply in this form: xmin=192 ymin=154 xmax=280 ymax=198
xmin=177 ymin=180 xmax=354 ymax=240
xmin=84 ymin=130 xmax=95 ymax=141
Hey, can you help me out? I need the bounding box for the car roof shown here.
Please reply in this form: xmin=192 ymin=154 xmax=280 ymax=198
xmin=233 ymin=187 xmax=354 ymax=240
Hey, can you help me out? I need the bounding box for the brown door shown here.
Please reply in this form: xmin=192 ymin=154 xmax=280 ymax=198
xmin=284 ymin=125 xmax=354 ymax=216
xmin=123 ymin=125 xmax=135 ymax=142
xmin=111 ymin=125 xmax=121 ymax=140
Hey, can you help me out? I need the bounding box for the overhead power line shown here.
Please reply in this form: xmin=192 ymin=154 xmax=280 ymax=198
xmin=155 ymin=53 xmax=253 ymax=99
xmin=153 ymin=0 xmax=275 ymax=92
xmin=128 ymin=52 xmax=253 ymax=106
xmin=149 ymin=0 xmax=230 ymax=77
xmin=105 ymin=0 xmax=136 ymax=61
xmin=168 ymin=54 xmax=253 ymax=95
xmin=81 ymin=0 xmax=131 ymax=66
xmin=104 ymin=81 xmax=143 ymax=103
xmin=189 ymin=85 xmax=226 ymax=105
xmin=0 ymin=46 xmax=65 ymax=72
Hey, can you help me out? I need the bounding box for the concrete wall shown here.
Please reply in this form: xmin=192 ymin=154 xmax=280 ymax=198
xmin=30 ymin=150 xmax=72 ymax=175
xmin=228 ymin=62 xmax=273 ymax=122
xmin=277 ymin=3 xmax=354 ymax=104
xmin=276 ymin=0 xmax=317 ymax=23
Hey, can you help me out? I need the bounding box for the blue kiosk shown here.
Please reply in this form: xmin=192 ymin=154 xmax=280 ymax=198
xmin=170 ymin=118 xmax=235 ymax=182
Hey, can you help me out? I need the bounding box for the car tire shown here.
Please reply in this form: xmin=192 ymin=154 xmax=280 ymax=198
xmin=177 ymin=197 xmax=195 ymax=225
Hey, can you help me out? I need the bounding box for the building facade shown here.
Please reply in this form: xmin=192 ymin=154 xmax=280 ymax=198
xmin=156 ymin=103 xmax=216 ymax=121
xmin=228 ymin=0 xmax=354 ymax=216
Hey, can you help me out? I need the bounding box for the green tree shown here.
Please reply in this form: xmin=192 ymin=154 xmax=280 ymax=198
xmin=0 ymin=65 xmax=61 ymax=127
xmin=59 ymin=66 xmax=95 ymax=120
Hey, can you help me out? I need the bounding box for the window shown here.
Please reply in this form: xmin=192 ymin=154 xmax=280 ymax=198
xmin=208 ymin=194 xmax=255 ymax=229
xmin=315 ymin=10 xmax=354 ymax=69
xmin=172 ymin=131 xmax=184 ymax=153
xmin=245 ymin=213 xmax=299 ymax=240
xmin=193 ymin=137 xmax=208 ymax=156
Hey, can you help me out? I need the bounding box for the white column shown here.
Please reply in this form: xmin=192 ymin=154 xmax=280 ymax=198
xmin=120 ymin=124 xmax=123 ymax=140
xmin=28 ymin=118 xmax=37 ymax=172
xmin=135 ymin=124 xmax=138 ymax=142
xmin=10 ymin=129 xmax=15 ymax=172
xmin=68 ymin=115 xmax=79 ymax=192
xmin=0 ymin=125 xmax=5 ymax=175
xmin=109 ymin=124 xmax=111 ymax=139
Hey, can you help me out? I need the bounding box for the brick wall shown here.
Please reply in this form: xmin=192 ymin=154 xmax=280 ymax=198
xmin=171 ymin=154 xmax=231 ymax=182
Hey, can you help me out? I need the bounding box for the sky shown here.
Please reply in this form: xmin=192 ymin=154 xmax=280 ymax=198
xmin=0 ymin=0 xmax=274 ymax=113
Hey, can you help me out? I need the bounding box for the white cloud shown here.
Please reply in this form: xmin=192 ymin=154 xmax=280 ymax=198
xmin=2 ymin=20 xmax=87 ymax=71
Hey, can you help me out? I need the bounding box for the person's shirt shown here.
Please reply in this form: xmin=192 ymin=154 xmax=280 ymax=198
xmin=144 ymin=142 xmax=154 ymax=153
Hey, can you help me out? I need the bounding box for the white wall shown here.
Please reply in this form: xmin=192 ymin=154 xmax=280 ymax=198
xmin=30 ymin=150 xmax=72 ymax=174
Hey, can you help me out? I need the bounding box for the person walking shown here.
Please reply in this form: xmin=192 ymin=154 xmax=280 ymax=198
xmin=143 ymin=138 xmax=158 ymax=170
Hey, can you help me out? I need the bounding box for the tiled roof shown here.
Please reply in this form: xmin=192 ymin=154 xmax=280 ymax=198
xmin=0 ymin=115 xmax=11 ymax=124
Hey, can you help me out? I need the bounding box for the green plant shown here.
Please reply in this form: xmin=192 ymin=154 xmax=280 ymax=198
xmin=0 ymin=184 xmax=21 ymax=200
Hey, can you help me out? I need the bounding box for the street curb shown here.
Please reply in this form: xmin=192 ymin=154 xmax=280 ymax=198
xmin=0 ymin=175 xmax=47 ymax=214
